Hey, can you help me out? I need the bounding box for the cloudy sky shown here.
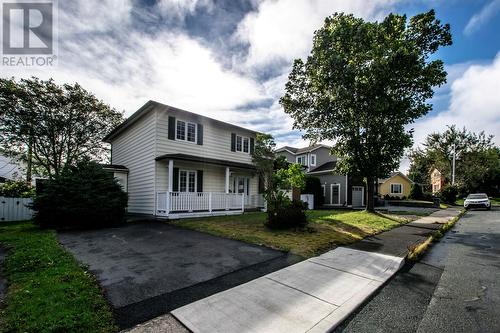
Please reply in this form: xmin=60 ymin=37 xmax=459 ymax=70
xmin=2 ymin=0 xmax=500 ymax=172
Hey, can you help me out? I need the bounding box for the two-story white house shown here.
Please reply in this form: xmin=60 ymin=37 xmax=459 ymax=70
xmin=276 ymin=144 xmax=366 ymax=207
xmin=103 ymin=100 xmax=264 ymax=218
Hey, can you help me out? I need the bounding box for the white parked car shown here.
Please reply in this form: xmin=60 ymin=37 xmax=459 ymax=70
xmin=464 ymin=193 xmax=491 ymax=210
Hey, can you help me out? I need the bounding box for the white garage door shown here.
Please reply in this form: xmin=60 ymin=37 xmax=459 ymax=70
xmin=352 ymin=186 xmax=364 ymax=207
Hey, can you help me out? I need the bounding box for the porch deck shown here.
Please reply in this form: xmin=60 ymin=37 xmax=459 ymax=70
xmin=156 ymin=192 xmax=265 ymax=219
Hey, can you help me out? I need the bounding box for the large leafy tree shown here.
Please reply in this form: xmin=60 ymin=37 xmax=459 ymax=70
xmin=280 ymin=10 xmax=452 ymax=211
xmin=409 ymin=126 xmax=499 ymax=194
xmin=0 ymin=77 xmax=124 ymax=179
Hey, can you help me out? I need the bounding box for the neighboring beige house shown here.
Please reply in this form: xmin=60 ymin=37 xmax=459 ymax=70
xmin=431 ymin=168 xmax=446 ymax=194
xmin=103 ymin=100 xmax=264 ymax=218
xmin=378 ymin=172 xmax=413 ymax=198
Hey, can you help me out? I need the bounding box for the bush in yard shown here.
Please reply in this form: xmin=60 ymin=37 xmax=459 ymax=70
xmin=409 ymin=183 xmax=423 ymax=200
xmin=0 ymin=179 xmax=35 ymax=197
xmin=439 ymin=184 xmax=458 ymax=204
xmin=422 ymin=191 xmax=434 ymax=201
xmin=33 ymin=160 xmax=127 ymax=229
xmin=266 ymin=193 xmax=308 ymax=229
xmin=303 ymin=176 xmax=324 ymax=207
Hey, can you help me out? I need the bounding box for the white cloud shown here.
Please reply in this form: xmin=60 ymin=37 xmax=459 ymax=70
xmin=464 ymin=0 xmax=500 ymax=36
xmin=157 ymin=0 xmax=214 ymax=20
xmin=59 ymin=0 xmax=134 ymax=36
xmin=410 ymin=53 xmax=500 ymax=151
xmin=0 ymin=6 xmax=266 ymax=122
xmin=235 ymin=0 xmax=397 ymax=68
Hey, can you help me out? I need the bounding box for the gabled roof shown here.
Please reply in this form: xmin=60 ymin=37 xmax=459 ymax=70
xmin=103 ymin=100 xmax=262 ymax=142
xmin=378 ymin=172 xmax=414 ymax=184
xmin=276 ymin=143 xmax=331 ymax=155
xmin=308 ymin=161 xmax=337 ymax=174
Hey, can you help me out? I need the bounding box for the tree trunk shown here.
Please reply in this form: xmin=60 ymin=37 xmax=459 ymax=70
xmin=366 ymin=176 xmax=375 ymax=212
xmin=26 ymin=136 xmax=32 ymax=183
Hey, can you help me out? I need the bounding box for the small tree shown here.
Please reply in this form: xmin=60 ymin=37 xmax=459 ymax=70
xmin=252 ymin=133 xmax=276 ymax=196
xmin=252 ymin=135 xmax=308 ymax=229
xmin=0 ymin=77 xmax=124 ymax=180
xmin=303 ymin=176 xmax=325 ymax=207
xmin=439 ymin=184 xmax=458 ymax=204
xmin=280 ymin=11 xmax=452 ymax=211
xmin=409 ymin=183 xmax=423 ymax=200
xmin=33 ymin=160 xmax=127 ymax=229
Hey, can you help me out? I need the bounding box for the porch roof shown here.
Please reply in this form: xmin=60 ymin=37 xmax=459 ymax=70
xmin=155 ymin=153 xmax=256 ymax=170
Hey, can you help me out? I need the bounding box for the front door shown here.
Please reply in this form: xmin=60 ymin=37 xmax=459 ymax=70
xmin=352 ymin=186 xmax=364 ymax=207
xmin=330 ymin=184 xmax=340 ymax=205
xmin=231 ymin=176 xmax=249 ymax=195
xmin=236 ymin=177 xmax=246 ymax=194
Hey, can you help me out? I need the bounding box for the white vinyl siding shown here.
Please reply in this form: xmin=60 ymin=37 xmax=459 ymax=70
xmin=156 ymin=106 xmax=255 ymax=164
xmin=111 ymin=111 xmax=156 ymax=215
xmin=110 ymin=105 xmax=259 ymax=217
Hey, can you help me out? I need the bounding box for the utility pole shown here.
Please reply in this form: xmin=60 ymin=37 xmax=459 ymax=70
xmin=451 ymin=144 xmax=456 ymax=186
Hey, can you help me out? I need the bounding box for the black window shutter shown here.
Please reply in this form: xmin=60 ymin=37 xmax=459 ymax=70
xmin=168 ymin=116 xmax=176 ymax=140
xmin=250 ymin=137 xmax=255 ymax=154
xmin=231 ymin=133 xmax=236 ymax=151
xmin=197 ymin=124 xmax=203 ymax=145
xmin=173 ymin=167 xmax=179 ymax=191
xmin=197 ymin=170 xmax=203 ymax=192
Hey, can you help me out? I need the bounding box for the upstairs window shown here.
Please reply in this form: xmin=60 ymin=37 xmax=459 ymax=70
xmin=187 ymin=123 xmax=196 ymax=142
xmin=176 ymin=120 xmax=197 ymax=143
xmin=296 ymin=155 xmax=307 ymax=166
xmin=176 ymin=120 xmax=185 ymax=140
xmin=236 ymin=135 xmax=242 ymax=151
xmin=390 ymin=183 xmax=402 ymax=194
xmin=243 ymin=137 xmax=249 ymax=153
xmin=310 ymin=154 xmax=316 ymax=166
xmin=235 ymin=135 xmax=250 ymax=153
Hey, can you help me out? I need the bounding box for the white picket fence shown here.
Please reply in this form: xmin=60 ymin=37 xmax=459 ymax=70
xmin=0 ymin=197 xmax=34 ymax=222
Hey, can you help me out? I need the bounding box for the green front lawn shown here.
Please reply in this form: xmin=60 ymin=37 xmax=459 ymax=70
xmin=0 ymin=222 xmax=117 ymax=333
xmin=170 ymin=210 xmax=409 ymax=258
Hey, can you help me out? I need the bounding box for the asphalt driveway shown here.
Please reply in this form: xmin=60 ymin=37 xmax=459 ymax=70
xmin=58 ymin=221 xmax=297 ymax=328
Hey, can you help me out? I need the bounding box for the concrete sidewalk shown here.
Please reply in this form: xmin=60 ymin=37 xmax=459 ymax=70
xmin=132 ymin=208 xmax=462 ymax=333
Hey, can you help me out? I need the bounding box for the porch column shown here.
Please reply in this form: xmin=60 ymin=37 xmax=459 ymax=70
xmin=225 ymin=167 xmax=230 ymax=193
xmin=168 ymin=160 xmax=174 ymax=192
xmin=167 ymin=160 xmax=174 ymax=214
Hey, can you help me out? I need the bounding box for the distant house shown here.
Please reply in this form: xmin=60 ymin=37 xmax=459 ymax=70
xmin=0 ymin=155 xmax=24 ymax=183
xmin=378 ymin=172 xmax=413 ymax=198
xmin=103 ymin=100 xmax=265 ymax=218
xmin=276 ymin=144 xmax=366 ymax=207
xmin=431 ymin=168 xmax=445 ymax=193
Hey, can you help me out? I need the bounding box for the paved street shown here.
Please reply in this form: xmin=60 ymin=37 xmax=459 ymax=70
xmin=336 ymin=207 xmax=500 ymax=333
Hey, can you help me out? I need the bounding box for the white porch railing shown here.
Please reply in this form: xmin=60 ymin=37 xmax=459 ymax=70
xmin=245 ymin=194 xmax=266 ymax=208
xmin=156 ymin=192 xmax=245 ymax=216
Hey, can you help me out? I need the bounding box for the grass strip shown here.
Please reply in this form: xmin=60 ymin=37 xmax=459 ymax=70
xmin=0 ymin=222 xmax=117 ymax=333
xmin=407 ymin=210 xmax=466 ymax=261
